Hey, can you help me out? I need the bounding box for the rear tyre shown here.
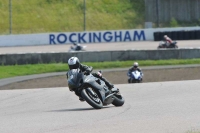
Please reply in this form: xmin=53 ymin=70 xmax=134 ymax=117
xmin=81 ymin=88 xmax=103 ymax=109
xmin=112 ymin=94 xmax=125 ymax=107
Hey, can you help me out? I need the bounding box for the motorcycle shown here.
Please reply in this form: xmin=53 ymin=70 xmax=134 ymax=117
xmin=68 ymin=44 xmax=87 ymax=52
xmin=127 ymin=70 xmax=143 ymax=83
xmin=67 ymin=68 xmax=125 ymax=109
xmin=157 ymin=41 xmax=178 ymax=49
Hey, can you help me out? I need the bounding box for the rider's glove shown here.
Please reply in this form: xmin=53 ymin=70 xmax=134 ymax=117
xmin=84 ymin=70 xmax=90 ymax=75
xmin=97 ymin=71 xmax=102 ymax=77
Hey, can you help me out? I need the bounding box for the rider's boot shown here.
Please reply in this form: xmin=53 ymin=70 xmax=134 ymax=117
xmin=79 ymin=96 xmax=85 ymax=102
xmin=75 ymin=90 xmax=85 ymax=102
xmin=100 ymin=77 xmax=113 ymax=90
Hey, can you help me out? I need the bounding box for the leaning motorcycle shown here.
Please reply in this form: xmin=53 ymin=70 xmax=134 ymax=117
xmin=67 ymin=68 xmax=125 ymax=109
xmin=127 ymin=70 xmax=143 ymax=83
xmin=157 ymin=41 xmax=178 ymax=49
xmin=68 ymin=45 xmax=87 ymax=52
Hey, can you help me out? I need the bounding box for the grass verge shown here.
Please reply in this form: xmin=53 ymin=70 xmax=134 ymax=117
xmin=0 ymin=58 xmax=200 ymax=79
xmin=0 ymin=0 xmax=145 ymax=34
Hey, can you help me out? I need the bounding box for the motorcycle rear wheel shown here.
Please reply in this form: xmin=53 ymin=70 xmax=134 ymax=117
xmin=81 ymin=88 xmax=103 ymax=109
xmin=112 ymin=94 xmax=125 ymax=107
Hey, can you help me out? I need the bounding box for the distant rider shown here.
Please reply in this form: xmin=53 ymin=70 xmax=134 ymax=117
xmin=67 ymin=56 xmax=114 ymax=101
xmin=163 ymin=35 xmax=173 ymax=47
xmin=128 ymin=62 xmax=142 ymax=73
xmin=128 ymin=62 xmax=142 ymax=83
xmin=71 ymin=42 xmax=82 ymax=51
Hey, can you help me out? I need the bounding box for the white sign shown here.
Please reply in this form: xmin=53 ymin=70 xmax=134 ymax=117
xmin=0 ymin=27 xmax=200 ymax=47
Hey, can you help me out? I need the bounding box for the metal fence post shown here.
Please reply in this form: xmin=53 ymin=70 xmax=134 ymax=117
xmin=156 ymin=0 xmax=159 ymax=27
xmin=9 ymin=0 xmax=12 ymax=34
xmin=83 ymin=0 xmax=86 ymax=31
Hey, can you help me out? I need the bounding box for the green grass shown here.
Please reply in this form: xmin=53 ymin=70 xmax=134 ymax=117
xmin=1 ymin=59 xmax=200 ymax=79
xmin=1 ymin=0 xmax=199 ymax=34
xmin=0 ymin=0 xmax=145 ymax=34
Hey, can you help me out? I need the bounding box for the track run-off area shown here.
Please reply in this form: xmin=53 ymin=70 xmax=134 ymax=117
xmin=0 ymin=40 xmax=200 ymax=54
xmin=0 ymin=40 xmax=200 ymax=133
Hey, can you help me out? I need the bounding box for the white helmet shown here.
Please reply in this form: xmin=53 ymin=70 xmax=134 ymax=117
xmin=68 ymin=57 xmax=80 ymax=70
xmin=133 ymin=62 xmax=139 ymax=68
xmin=164 ymin=35 xmax=168 ymax=38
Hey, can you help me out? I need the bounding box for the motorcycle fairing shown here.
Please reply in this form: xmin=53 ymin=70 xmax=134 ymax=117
xmin=67 ymin=69 xmax=84 ymax=89
xmin=83 ymin=74 xmax=110 ymax=102
xmin=131 ymin=71 xmax=141 ymax=79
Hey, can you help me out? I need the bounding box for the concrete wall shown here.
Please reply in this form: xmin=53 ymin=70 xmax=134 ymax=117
xmin=1 ymin=49 xmax=200 ymax=65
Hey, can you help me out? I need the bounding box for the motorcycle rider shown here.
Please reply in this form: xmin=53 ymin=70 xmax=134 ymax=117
xmin=128 ymin=62 xmax=142 ymax=83
xmin=67 ymin=56 xmax=114 ymax=101
xmin=163 ymin=35 xmax=173 ymax=47
xmin=128 ymin=62 xmax=142 ymax=73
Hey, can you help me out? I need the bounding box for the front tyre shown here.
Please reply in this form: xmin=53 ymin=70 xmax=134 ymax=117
xmin=157 ymin=46 xmax=161 ymax=49
xmin=131 ymin=79 xmax=136 ymax=83
xmin=112 ymin=94 xmax=125 ymax=107
xmin=128 ymin=78 xmax=131 ymax=83
xmin=81 ymin=88 xmax=103 ymax=109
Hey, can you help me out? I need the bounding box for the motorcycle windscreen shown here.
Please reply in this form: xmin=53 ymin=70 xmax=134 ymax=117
xmin=67 ymin=69 xmax=83 ymax=88
xmin=131 ymin=71 xmax=140 ymax=79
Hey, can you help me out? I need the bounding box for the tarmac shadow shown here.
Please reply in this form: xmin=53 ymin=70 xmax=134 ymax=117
xmin=49 ymin=106 xmax=114 ymax=112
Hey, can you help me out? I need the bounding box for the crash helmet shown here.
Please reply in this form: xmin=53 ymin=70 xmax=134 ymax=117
xmin=68 ymin=57 xmax=80 ymax=70
xmin=164 ymin=35 xmax=168 ymax=39
xmin=133 ymin=62 xmax=139 ymax=68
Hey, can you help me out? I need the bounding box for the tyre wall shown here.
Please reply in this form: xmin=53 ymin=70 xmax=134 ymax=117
xmin=154 ymin=30 xmax=200 ymax=41
xmin=1 ymin=49 xmax=200 ymax=65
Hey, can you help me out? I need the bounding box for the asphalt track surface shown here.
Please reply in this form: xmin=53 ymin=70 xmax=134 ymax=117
xmin=0 ymin=80 xmax=200 ymax=133
xmin=0 ymin=40 xmax=200 ymax=133
xmin=0 ymin=40 xmax=200 ymax=54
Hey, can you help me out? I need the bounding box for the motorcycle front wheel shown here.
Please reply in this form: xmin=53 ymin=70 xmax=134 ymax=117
xmin=157 ymin=46 xmax=161 ymax=49
xmin=81 ymin=88 xmax=103 ymax=109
